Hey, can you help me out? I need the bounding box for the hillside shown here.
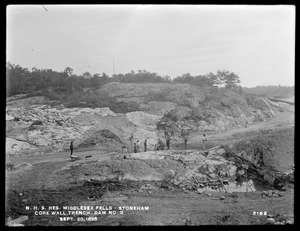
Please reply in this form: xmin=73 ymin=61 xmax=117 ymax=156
xmin=98 ymin=82 xmax=282 ymax=132
xmin=6 ymin=82 xmax=289 ymax=156
xmin=243 ymin=86 xmax=294 ymax=99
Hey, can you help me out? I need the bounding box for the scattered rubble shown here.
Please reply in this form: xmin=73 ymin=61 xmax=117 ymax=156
xmin=261 ymin=190 xmax=284 ymax=198
xmin=265 ymin=214 xmax=294 ymax=225
xmin=139 ymin=183 xmax=159 ymax=193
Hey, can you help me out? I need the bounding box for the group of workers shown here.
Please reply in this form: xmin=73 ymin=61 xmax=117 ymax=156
xmin=69 ymin=131 xmax=208 ymax=157
xmin=129 ymin=133 xmax=147 ymax=153
xmin=128 ymin=133 xmax=148 ymax=153
xmin=127 ymin=130 xmax=208 ymax=154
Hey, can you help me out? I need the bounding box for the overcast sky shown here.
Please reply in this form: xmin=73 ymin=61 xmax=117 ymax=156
xmin=7 ymin=5 xmax=295 ymax=87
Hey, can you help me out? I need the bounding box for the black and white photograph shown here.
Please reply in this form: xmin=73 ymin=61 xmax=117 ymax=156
xmin=6 ymin=5 xmax=294 ymax=226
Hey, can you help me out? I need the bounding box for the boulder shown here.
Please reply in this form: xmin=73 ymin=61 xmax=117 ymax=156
xmin=197 ymin=188 xmax=204 ymax=194
xmin=266 ymin=218 xmax=275 ymax=224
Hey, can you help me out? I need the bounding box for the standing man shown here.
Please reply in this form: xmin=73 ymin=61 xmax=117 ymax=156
xmin=129 ymin=133 xmax=134 ymax=152
xmin=133 ymin=143 xmax=137 ymax=153
xmin=166 ymin=134 xmax=171 ymax=150
xmin=144 ymin=139 xmax=147 ymax=152
xmin=181 ymin=129 xmax=189 ymax=149
xmin=70 ymin=141 xmax=74 ymax=156
xmin=202 ymin=134 xmax=207 ymax=149
xmin=184 ymin=135 xmax=188 ymax=149
xmin=136 ymin=140 xmax=140 ymax=153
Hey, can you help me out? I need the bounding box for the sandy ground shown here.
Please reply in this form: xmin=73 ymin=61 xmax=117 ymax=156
xmin=5 ymin=105 xmax=294 ymax=226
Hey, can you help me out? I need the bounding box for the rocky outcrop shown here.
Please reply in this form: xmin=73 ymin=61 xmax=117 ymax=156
xmin=99 ymin=83 xmax=278 ymax=133
xmin=99 ymin=82 xmax=206 ymax=108
xmin=139 ymin=101 xmax=176 ymax=116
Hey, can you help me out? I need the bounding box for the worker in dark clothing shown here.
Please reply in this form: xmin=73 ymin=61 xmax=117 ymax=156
xmin=129 ymin=133 xmax=134 ymax=152
xmin=70 ymin=141 xmax=74 ymax=156
xmin=133 ymin=143 xmax=137 ymax=153
xmin=144 ymin=139 xmax=147 ymax=152
xmin=202 ymin=134 xmax=207 ymax=149
xmin=184 ymin=136 xmax=188 ymax=149
xmin=181 ymin=129 xmax=189 ymax=149
xmin=136 ymin=140 xmax=140 ymax=153
xmin=166 ymin=134 xmax=171 ymax=150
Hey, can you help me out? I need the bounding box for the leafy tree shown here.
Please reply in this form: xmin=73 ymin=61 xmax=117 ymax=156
xmin=221 ymin=71 xmax=240 ymax=89
xmin=207 ymin=72 xmax=221 ymax=87
xmin=6 ymin=63 xmax=32 ymax=96
xmin=163 ymin=75 xmax=172 ymax=83
xmin=63 ymin=67 xmax=74 ymax=77
xmin=193 ymin=75 xmax=211 ymax=87
xmin=82 ymin=71 xmax=92 ymax=79
xmin=90 ymin=73 xmax=102 ymax=88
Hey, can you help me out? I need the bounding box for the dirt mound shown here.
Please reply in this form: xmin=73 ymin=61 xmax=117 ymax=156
xmin=77 ymin=129 xmax=124 ymax=150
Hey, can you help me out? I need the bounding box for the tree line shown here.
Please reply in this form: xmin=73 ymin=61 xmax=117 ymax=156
xmin=243 ymin=85 xmax=294 ymax=98
xmin=6 ymin=62 xmax=242 ymax=97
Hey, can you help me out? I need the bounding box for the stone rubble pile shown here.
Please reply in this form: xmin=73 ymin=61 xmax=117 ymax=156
xmin=261 ymin=190 xmax=283 ymax=198
xmin=172 ymin=177 xmax=230 ymax=191
xmin=265 ymin=214 xmax=294 ymax=225
xmin=138 ymin=183 xmax=160 ymax=194
xmin=5 ymin=105 xmax=122 ymax=155
xmin=54 ymin=148 xmax=256 ymax=193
